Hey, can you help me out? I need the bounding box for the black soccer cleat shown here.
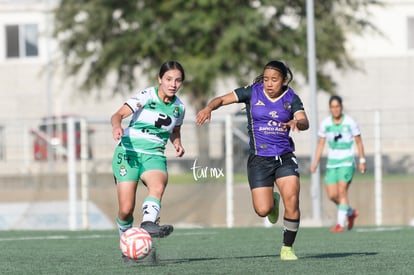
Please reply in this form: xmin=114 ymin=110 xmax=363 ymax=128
xmin=140 ymin=221 xmax=174 ymax=238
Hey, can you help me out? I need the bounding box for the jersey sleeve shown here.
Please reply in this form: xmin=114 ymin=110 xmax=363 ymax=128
xmin=348 ymin=116 xmax=361 ymax=136
xmin=175 ymin=105 xmax=186 ymax=126
xmin=291 ymin=94 xmax=305 ymax=114
xmin=234 ymin=85 xmax=252 ymax=103
xmin=125 ymin=90 xmax=150 ymax=112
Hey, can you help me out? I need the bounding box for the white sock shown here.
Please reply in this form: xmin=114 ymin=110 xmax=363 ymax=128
xmin=142 ymin=196 xmax=161 ymax=223
xmin=338 ymin=209 xmax=347 ymax=227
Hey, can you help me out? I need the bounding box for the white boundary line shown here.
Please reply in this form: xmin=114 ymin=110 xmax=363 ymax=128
xmin=0 ymin=234 xmax=115 ymax=242
xmin=0 ymin=227 xmax=408 ymax=242
xmin=355 ymin=226 xmax=404 ymax=233
xmin=0 ymin=230 xmax=217 ymax=242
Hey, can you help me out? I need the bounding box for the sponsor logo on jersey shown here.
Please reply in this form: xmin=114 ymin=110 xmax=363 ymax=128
xmin=255 ymin=100 xmax=265 ymax=106
xmin=267 ymin=120 xmax=280 ymax=126
xmin=269 ymin=111 xmax=278 ymax=118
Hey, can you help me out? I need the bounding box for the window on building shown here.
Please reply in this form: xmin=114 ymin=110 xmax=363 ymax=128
xmin=408 ymin=17 xmax=414 ymax=49
xmin=5 ymin=24 xmax=39 ymax=58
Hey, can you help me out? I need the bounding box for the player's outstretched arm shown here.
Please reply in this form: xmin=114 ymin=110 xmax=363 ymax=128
xmin=196 ymin=92 xmax=238 ymax=125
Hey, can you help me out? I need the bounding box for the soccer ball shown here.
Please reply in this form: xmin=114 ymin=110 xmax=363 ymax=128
xmin=120 ymin=227 xmax=152 ymax=260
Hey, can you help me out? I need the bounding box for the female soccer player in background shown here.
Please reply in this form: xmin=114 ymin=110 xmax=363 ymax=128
xmin=310 ymin=95 xmax=366 ymax=232
xmin=111 ymin=61 xmax=186 ymax=241
xmin=196 ymin=60 xmax=309 ymax=260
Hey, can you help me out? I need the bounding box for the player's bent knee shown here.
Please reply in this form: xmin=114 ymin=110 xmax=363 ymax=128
xmin=119 ymin=208 xmax=134 ymax=220
xmin=328 ymin=194 xmax=338 ymax=202
xmin=254 ymin=205 xmax=273 ymax=217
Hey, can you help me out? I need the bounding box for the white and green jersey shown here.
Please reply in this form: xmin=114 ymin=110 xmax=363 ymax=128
xmin=318 ymin=114 xmax=361 ymax=168
xmin=120 ymin=86 xmax=185 ymax=155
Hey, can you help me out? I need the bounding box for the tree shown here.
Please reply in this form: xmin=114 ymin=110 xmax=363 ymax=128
xmin=53 ymin=0 xmax=381 ymax=109
xmin=53 ymin=0 xmax=381 ymax=159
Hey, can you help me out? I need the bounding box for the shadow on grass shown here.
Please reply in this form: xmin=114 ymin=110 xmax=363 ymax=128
xmin=130 ymin=253 xmax=277 ymax=267
xmin=302 ymin=252 xmax=378 ymax=259
xmin=126 ymin=252 xmax=379 ymax=267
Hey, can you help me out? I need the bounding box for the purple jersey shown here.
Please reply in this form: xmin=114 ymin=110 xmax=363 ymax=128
xmin=234 ymin=83 xmax=305 ymax=156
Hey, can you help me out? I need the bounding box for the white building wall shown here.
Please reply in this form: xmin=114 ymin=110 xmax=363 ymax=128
xmin=337 ymin=0 xmax=414 ymax=156
xmin=348 ymin=0 xmax=414 ymax=57
xmin=0 ymin=0 xmax=126 ymax=124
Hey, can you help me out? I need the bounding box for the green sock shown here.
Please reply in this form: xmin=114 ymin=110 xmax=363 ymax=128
xmin=116 ymin=216 xmax=133 ymax=237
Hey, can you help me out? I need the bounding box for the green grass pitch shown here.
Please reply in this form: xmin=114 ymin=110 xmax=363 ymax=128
xmin=0 ymin=226 xmax=412 ymax=274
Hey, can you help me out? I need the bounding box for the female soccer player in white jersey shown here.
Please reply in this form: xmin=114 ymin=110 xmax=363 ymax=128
xmin=310 ymin=95 xmax=366 ymax=232
xmin=111 ymin=61 xmax=186 ymax=241
xmin=197 ymin=60 xmax=309 ymax=260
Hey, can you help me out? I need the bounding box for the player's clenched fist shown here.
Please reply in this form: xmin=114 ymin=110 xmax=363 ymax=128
xmin=112 ymin=127 xmax=123 ymax=141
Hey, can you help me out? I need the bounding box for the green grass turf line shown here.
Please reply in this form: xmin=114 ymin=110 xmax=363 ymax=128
xmin=0 ymin=227 xmax=412 ymax=274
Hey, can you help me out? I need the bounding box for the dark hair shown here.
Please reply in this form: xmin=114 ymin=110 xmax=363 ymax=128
xmin=329 ymin=95 xmax=343 ymax=106
xmin=159 ymin=61 xmax=185 ymax=81
xmin=253 ymin=60 xmax=293 ymax=85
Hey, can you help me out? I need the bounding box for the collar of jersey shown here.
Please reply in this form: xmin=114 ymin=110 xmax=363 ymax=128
xmin=155 ymin=87 xmax=176 ymax=105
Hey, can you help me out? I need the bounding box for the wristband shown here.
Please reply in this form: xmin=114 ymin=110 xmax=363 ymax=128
xmin=359 ymin=157 xmax=366 ymax=164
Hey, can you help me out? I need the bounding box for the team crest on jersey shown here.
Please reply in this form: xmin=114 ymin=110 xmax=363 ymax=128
xmin=173 ymin=107 xmax=180 ymax=118
xmin=255 ymin=100 xmax=265 ymax=106
xmin=283 ymin=102 xmax=292 ymax=111
xmin=119 ymin=165 xmax=127 ymax=177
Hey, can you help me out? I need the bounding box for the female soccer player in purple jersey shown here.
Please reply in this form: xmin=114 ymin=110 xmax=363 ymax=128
xmin=196 ymin=60 xmax=309 ymax=260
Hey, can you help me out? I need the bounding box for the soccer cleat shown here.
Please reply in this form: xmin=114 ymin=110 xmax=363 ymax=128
xmin=140 ymin=221 xmax=174 ymax=238
xmin=267 ymin=192 xmax=280 ymax=224
xmin=280 ymin=246 xmax=298 ymax=260
xmin=330 ymin=224 xmax=345 ymax=233
xmin=347 ymin=209 xmax=359 ymax=230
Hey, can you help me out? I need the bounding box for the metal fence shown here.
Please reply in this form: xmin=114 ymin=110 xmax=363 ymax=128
xmin=0 ymin=110 xmax=413 ymax=230
xmin=1 ymin=109 xmax=413 ymax=175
